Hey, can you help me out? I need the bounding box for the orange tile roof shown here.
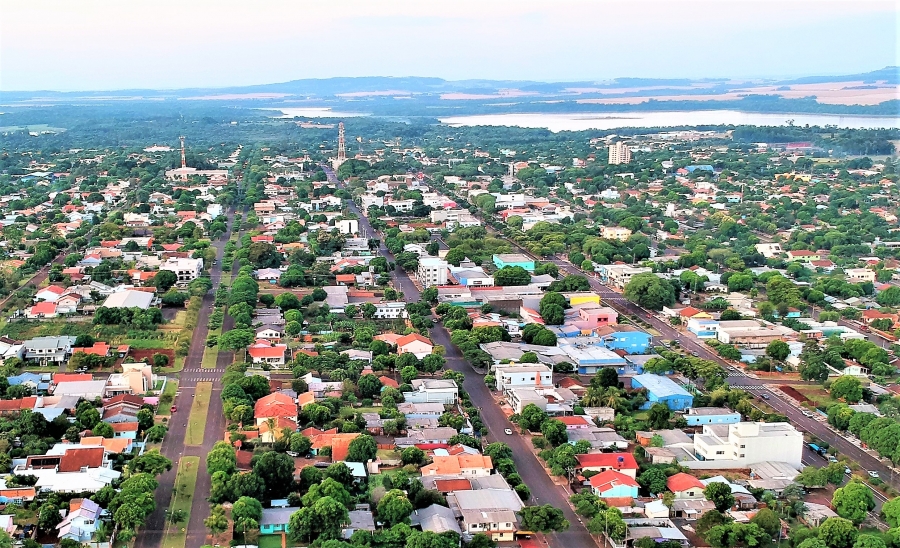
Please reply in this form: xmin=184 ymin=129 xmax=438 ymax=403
xmin=396 ymin=333 xmax=432 ymax=349
xmin=667 ymin=472 xmax=705 ymax=492
xmin=435 ymin=478 xmax=472 ymax=492
xmin=59 ymin=447 xmax=105 ymax=472
xmin=30 ymin=302 xmax=57 ymax=315
xmin=420 ymin=455 xmax=493 ymax=476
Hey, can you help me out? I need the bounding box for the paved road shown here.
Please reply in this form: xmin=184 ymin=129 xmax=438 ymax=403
xmin=326 ymin=166 xmax=598 ymax=547
xmin=135 ymin=201 xmax=243 ymax=548
xmin=537 ymin=253 xmax=900 ymax=496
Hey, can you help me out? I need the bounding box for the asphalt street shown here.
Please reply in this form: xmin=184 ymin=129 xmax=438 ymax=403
xmin=328 ymin=166 xmax=599 ymax=546
xmin=135 ymin=204 xmax=242 ymax=548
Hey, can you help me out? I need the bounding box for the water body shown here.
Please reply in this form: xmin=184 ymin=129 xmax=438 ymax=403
xmin=439 ymin=110 xmax=900 ymax=132
xmin=262 ymin=107 xmax=369 ymax=118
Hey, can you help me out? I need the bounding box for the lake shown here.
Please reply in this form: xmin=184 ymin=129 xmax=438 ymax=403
xmin=439 ymin=110 xmax=900 ymax=132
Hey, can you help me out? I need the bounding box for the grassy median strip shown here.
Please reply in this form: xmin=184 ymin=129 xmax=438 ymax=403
xmin=186 ymin=382 xmax=212 ymax=446
xmin=161 ymin=456 xmax=200 ymax=548
xmin=201 ymin=345 xmax=219 ymax=369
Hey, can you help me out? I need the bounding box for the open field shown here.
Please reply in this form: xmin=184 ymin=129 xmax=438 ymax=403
xmin=161 ymin=456 xmax=200 ymax=548
xmin=186 ymin=382 xmax=212 ymax=446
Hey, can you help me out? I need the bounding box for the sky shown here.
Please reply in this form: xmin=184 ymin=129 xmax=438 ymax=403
xmin=0 ymin=0 xmax=897 ymax=91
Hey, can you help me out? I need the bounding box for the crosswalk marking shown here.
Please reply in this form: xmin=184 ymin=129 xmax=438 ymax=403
xmin=729 ymin=385 xmax=767 ymax=391
xmin=183 ymin=368 xmax=223 ymax=373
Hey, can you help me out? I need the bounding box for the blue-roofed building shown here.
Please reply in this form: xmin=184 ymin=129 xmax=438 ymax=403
xmin=7 ymin=373 xmax=50 ymax=392
xmin=596 ymin=327 xmax=652 ymax=353
xmin=684 ymin=407 xmax=741 ymax=426
xmin=685 ymin=165 xmax=714 ymax=173
xmin=492 ymin=254 xmax=535 ymax=272
xmin=631 ymin=374 xmax=693 ymax=411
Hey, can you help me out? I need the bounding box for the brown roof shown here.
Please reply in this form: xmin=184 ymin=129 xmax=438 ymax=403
xmin=435 ymin=478 xmax=472 ymax=492
xmin=0 ymin=397 xmax=37 ymax=412
xmin=59 ymin=447 xmax=105 ymax=472
xmin=104 ymin=394 xmax=144 ymax=407
xmin=110 ymin=422 xmax=139 ymax=432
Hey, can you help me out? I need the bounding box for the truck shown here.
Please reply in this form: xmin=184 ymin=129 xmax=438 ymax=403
xmin=808 ymin=443 xmax=827 ymax=456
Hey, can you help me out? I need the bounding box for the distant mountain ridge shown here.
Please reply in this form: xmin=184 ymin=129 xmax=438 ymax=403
xmin=1 ymin=67 xmax=896 ymax=99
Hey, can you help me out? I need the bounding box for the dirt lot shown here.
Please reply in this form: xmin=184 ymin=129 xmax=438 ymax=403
xmin=129 ymin=348 xmax=175 ymax=364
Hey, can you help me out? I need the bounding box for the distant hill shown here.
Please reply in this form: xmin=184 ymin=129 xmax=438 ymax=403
xmin=779 ymin=66 xmax=899 ymax=85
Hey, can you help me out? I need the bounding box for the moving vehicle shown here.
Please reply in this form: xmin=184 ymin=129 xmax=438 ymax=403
xmin=170 ymin=405 xmax=177 ymax=412
xmin=869 ymin=470 xmax=880 ymax=478
xmin=504 ymin=428 xmax=513 ymax=435
xmin=828 ymin=455 xmax=838 ymax=463
xmin=845 ymin=467 xmax=852 ymax=475
xmin=808 ymin=443 xmax=827 ymax=456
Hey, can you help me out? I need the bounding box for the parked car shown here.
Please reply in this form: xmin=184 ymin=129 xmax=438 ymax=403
xmin=869 ymin=470 xmax=880 ymax=478
xmin=170 ymin=405 xmax=177 ymax=412
xmin=504 ymin=428 xmax=513 ymax=435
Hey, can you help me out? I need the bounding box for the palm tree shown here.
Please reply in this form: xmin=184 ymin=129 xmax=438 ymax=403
xmin=602 ymin=388 xmax=625 ymax=410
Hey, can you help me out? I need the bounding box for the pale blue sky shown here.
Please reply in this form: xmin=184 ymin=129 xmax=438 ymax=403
xmin=0 ymin=0 xmax=896 ymax=91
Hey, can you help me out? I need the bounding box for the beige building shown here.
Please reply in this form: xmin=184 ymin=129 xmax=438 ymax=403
xmin=608 ymin=142 xmax=632 ymax=165
xmin=601 ymin=226 xmax=633 ymax=241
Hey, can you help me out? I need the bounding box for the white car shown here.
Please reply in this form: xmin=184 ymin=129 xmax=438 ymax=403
xmin=504 ymin=428 xmax=513 ymax=435
xmin=869 ymin=471 xmax=880 ymax=478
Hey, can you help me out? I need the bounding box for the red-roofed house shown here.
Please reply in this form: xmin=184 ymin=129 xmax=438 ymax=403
xmin=379 ymin=376 xmax=400 ymax=389
xmin=71 ymin=342 xmax=110 ymax=358
xmin=576 ymin=452 xmax=638 ymax=478
xmin=254 ymin=393 xmax=298 ymax=427
xmin=27 ymin=301 xmax=58 ymax=319
xmin=667 ymin=472 xmax=706 ymax=499
xmin=396 ymin=333 xmax=434 ymax=359
xmin=589 ymin=470 xmax=640 ymax=500
xmin=160 ymin=243 xmax=182 ymax=252
xmin=335 ymin=274 xmax=356 ymax=286
xmin=251 ymin=235 xmax=275 ymax=244
xmin=35 ymin=285 xmax=66 ymax=303
xmin=557 ymin=416 xmax=594 ymax=429
xmin=247 ymin=341 xmax=288 ymax=367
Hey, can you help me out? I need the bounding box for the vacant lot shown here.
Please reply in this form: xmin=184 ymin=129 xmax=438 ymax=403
xmin=186 ymin=382 xmax=212 ymax=446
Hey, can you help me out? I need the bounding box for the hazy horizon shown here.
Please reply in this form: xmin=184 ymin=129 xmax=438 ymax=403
xmin=1 ymin=0 xmax=897 ymax=92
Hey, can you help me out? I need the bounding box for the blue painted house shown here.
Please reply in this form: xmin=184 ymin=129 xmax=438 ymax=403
xmin=492 ymin=253 xmax=535 ymax=272
xmin=684 ymin=407 xmax=741 ymax=426
xmin=589 ymin=470 xmax=640 ymax=499
xmin=631 ymin=374 xmax=693 ymax=411
xmin=260 ymin=508 xmax=294 ymax=535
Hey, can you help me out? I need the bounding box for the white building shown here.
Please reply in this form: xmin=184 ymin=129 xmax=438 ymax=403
xmin=160 ymin=257 xmax=203 ymax=284
xmin=693 ymin=422 xmax=803 ymax=468
xmin=494 ymin=364 xmax=553 ymax=393
xmin=598 ymin=264 xmax=652 ymax=289
xmin=417 ymin=257 xmax=449 ymax=288
xmin=335 ymin=219 xmax=359 ymax=235
xmin=402 ymin=379 xmax=459 ymax=404
xmin=373 ymin=302 xmax=408 ymax=319
xmin=608 ymin=142 xmax=632 ymax=165
xmin=755 ymin=243 xmax=783 ymax=259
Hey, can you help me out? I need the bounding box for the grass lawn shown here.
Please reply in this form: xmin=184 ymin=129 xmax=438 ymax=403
xmin=186 ymin=382 xmax=212 ymax=446
xmin=172 ymin=311 xmax=187 ymax=327
xmin=258 ymin=534 xmax=290 ymax=548
xmin=161 ymin=456 xmax=200 ymax=548
xmin=124 ymin=338 xmax=174 ymax=350
xmin=376 ymin=449 xmax=401 ymax=461
xmin=201 ymin=346 xmax=219 ymax=369
xmin=161 ymin=356 xmax=185 ymax=374
xmin=158 ymin=380 xmax=178 ymax=417
xmin=795 ymin=386 xmax=838 ymax=406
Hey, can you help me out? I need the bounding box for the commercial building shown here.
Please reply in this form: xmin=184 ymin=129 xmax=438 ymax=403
xmin=716 ymin=320 xmax=794 ymax=348
xmin=102 ymin=290 xmax=154 ymax=310
xmin=417 ymin=257 xmax=449 ymax=288
xmin=693 ymin=422 xmax=803 ymax=468
xmin=492 ymin=254 xmax=535 ymax=272
xmin=608 ymin=142 xmax=632 ymax=165
xmin=402 ymin=379 xmax=459 ymax=405
xmin=597 ymin=264 xmax=652 ymax=289
xmin=631 ymin=374 xmax=693 ymax=411
xmin=159 ymin=257 xmax=203 ymax=284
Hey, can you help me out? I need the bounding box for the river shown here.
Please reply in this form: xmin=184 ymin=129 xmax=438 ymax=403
xmin=439 ymin=110 xmax=900 ymax=131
